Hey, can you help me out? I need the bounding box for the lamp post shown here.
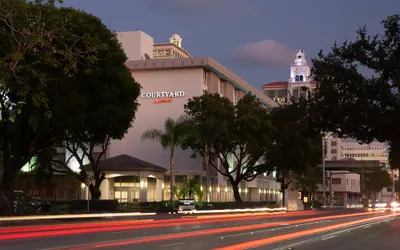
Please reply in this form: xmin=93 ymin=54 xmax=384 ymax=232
xmin=86 ymin=184 xmax=89 ymax=213
xmin=322 ymin=136 xmax=327 ymax=207
xmin=392 ymin=170 xmax=396 ymax=201
xmin=81 ymin=182 xmax=90 ymax=213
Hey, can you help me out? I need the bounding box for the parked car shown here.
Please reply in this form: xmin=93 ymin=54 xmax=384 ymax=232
xmin=13 ymin=190 xmax=52 ymax=215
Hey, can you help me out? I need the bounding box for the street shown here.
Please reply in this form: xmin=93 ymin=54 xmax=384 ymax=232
xmin=0 ymin=210 xmax=399 ymax=250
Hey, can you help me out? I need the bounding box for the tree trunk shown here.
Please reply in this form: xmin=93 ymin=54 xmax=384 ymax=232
xmin=89 ymin=183 xmax=101 ymax=200
xmin=232 ymin=183 xmax=242 ymax=204
xmin=89 ymin=173 xmax=105 ymax=200
xmin=0 ymin=185 xmax=14 ymax=216
xmin=0 ymin=165 xmax=18 ymax=216
xmin=281 ymin=187 xmax=286 ymax=207
xmin=281 ymin=175 xmax=286 ymax=207
xmin=170 ymin=147 xmax=175 ymax=202
xmin=204 ymin=143 xmax=210 ymax=202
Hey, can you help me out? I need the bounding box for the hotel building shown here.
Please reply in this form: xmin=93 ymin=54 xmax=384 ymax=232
xmin=92 ymin=31 xmax=282 ymax=203
xmin=17 ymin=31 xmax=282 ymax=203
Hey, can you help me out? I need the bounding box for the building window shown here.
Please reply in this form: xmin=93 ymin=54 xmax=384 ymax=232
xmin=331 ymin=141 xmax=337 ymax=146
xmin=266 ymin=90 xmax=275 ymax=98
xmin=331 ymin=149 xmax=337 ymax=154
xmin=234 ymin=89 xmax=240 ymax=102
xmin=175 ymin=175 xmax=185 ymax=183
xmin=332 ymin=178 xmax=341 ymax=185
xmin=292 ymin=88 xmax=299 ymax=99
xmin=277 ymin=89 xmax=286 ymax=98
xmin=387 ymin=187 xmax=392 ymax=192
xmin=203 ymin=70 xmax=208 ymax=86
xmin=219 ymin=81 xmax=226 ymax=96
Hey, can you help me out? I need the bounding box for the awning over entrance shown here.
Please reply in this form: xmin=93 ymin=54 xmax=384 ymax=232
xmin=83 ymin=154 xmax=167 ymax=173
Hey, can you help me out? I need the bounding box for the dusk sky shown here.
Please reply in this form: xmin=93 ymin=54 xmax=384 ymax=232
xmin=62 ymin=0 xmax=398 ymax=90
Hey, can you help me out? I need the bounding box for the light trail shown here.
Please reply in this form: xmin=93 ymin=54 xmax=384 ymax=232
xmin=54 ymin=211 xmax=381 ymax=249
xmin=213 ymin=213 xmax=398 ymax=250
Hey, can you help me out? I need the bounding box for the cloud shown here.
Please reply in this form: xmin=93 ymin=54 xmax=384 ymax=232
xmin=144 ymin=0 xmax=254 ymax=17
xmin=232 ymin=40 xmax=295 ymax=68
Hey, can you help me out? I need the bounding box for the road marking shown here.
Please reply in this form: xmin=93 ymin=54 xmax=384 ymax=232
xmin=221 ymin=215 xmax=399 ymax=250
xmin=218 ymin=220 xmax=331 ymax=239
xmin=160 ymin=242 xmax=184 ymax=247
xmin=277 ymin=220 xmax=378 ymax=249
xmin=321 ymin=235 xmax=337 ymax=241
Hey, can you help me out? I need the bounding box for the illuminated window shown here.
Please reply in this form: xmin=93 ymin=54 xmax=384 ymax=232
xmin=21 ymin=157 xmax=38 ymax=172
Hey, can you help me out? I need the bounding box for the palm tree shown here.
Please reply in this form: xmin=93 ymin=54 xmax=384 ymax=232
xmin=184 ymin=117 xmax=220 ymax=203
xmin=177 ymin=178 xmax=203 ymax=200
xmin=141 ymin=115 xmax=191 ymax=202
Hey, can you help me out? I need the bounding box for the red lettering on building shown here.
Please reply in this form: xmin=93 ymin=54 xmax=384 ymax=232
xmin=154 ymin=98 xmax=173 ymax=104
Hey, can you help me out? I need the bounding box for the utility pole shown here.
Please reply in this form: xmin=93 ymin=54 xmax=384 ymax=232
xmin=392 ymin=170 xmax=395 ymax=201
xmin=322 ymin=136 xmax=327 ymax=207
xmin=329 ymin=171 xmax=332 ymax=208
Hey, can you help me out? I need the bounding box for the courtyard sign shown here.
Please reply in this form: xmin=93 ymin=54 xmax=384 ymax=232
xmin=141 ymin=91 xmax=185 ymax=104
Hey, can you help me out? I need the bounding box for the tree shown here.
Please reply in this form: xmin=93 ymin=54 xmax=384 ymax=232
xmin=141 ymin=116 xmax=191 ymax=202
xmin=183 ymin=93 xmax=275 ymax=203
xmin=0 ymin=0 xmax=140 ymax=214
xmin=175 ymin=178 xmax=203 ymax=200
xmin=183 ymin=92 xmax=233 ymax=202
xmin=296 ymin=166 xmax=321 ymax=200
xmin=47 ymin=11 xmax=141 ymax=199
xmin=308 ymin=15 xmax=400 ymax=169
xmin=264 ymin=103 xmax=322 ymax=206
xmin=51 ymin=136 xmax=110 ymax=200
xmin=364 ymin=170 xmax=392 ymax=201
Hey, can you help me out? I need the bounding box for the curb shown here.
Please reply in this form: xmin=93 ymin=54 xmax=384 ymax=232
xmin=0 ymin=207 xmax=287 ymax=226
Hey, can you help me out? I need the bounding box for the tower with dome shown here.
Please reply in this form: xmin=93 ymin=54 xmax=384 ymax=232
xmin=153 ymin=33 xmax=191 ymax=59
xmin=262 ymin=50 xmax=317 ymax=104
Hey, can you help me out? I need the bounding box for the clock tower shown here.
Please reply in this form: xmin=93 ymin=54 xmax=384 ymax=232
xmin=287 ymin=50 xmax=311 ymax=100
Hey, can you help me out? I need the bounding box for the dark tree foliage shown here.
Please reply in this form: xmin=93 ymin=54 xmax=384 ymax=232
xmin=264 ymin=102 xmax=322 ymax=206
xmin=364 ymin=169 xmax=392 ymax=200
xmin=48 ymin=7 xmax=141 ymax=199
xmin=183 ymin=93 xmax=275 ymax=203
xmin=0 ymin=0 xmax=140 ymax=214
xmin=309 ymin=15 xmax=400 ymax=168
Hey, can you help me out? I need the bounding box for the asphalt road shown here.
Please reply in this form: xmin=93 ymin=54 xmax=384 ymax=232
xmin=0 ymin=209 xmax=398 ymax=250
xmin=264 ymin=214 xmax=400 ymax=250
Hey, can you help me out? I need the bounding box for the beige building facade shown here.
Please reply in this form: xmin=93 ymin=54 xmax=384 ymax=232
xmin=89 ymin=31 xmax=282 ymax=204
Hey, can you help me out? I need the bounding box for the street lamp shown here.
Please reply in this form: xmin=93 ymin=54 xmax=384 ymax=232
xmin=81 ymin=182 xmax=89 ymax=213
xmin=322 ymin=135 xmax=327 ymax=207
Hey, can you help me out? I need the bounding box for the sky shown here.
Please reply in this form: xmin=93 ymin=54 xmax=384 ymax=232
xmin=62 ymin=0 xmax=399 ymax=90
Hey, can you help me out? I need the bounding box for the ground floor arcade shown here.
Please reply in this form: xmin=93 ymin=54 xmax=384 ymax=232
xmin=81 ymin=154 xmax=282 ymax=204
